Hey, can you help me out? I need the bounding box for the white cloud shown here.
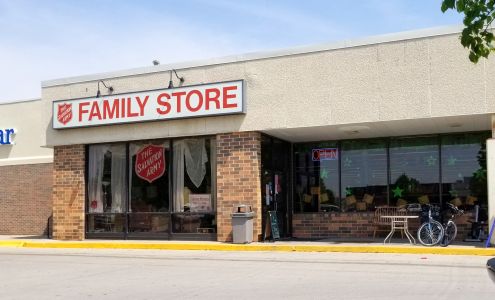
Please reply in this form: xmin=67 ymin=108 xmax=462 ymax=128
xmin=0 ymin=0 xmax=463 ymax=102
xmin=0 ymin=1 xmax=259 ymax=102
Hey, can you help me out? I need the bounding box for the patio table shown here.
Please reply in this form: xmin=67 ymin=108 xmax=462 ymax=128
xmin=381 ymin=215 xmax=418 ymax=245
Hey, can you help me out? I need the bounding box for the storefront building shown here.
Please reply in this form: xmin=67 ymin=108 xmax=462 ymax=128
xmin=0 ymin=99 xmax=53 ymax=235
xmin=34 ymin=26 xmax=495 ymax=242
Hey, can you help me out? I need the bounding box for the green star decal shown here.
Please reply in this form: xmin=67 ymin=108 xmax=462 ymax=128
xmin=320 ymin=169 xmax=328 ymax=179
xmin=426 ymin=155 xmax=437 ymax=166
xmin=449 ymin=189 xmax=459 ymax=197
xmin=447 ymin=156 xmax=457 ymax=166
xmin=343 ymin=157 xmax=352 ymax=168
xmin=392 ymin=186 xmax=403 ymax=198
xmin=345 ymin=187 xmax=353 ymax=196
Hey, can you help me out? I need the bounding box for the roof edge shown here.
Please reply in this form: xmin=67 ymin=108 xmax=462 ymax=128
xmin=42 ymin=24 xmax=464 ymax=88
xmin=0 ymin=98 xmax=41 ymax=105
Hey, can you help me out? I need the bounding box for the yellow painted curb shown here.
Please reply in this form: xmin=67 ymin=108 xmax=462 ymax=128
xmin=0 ymin=241 xmax=25 ymax=248
xmin=0 ymin=241 xmax=488 ymax=256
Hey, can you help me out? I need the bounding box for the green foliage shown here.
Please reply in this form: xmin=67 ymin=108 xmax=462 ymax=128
xmin=470 ymin=142 xmax=487 ymax=198
xmin=441 ymin=0 xmax=495 ymax=62
xmin=393 ymin=173 xmax=420 ymax=196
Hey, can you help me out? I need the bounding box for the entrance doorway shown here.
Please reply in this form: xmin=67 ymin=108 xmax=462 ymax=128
xmin=261 ymin=135 xmax=291 ymax=238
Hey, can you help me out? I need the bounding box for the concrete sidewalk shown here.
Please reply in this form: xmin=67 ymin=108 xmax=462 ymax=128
xmin=1 ymin=235 xmax=494 ymax=256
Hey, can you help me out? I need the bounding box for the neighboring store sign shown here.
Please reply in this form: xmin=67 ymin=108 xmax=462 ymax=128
xmin=312 ymin=148 xmax=338 ymax=161
xmin=0 ymin=128 xmax=16 ymax=145
xmin=52 ymin=80 xmax=244 ymax=129
xmin=135 ymin=144 xmax=165 ymax=183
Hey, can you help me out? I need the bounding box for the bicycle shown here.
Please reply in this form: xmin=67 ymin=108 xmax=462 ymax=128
xmin=417 ymin=204 xmax=444 ymax=246
xmin=439 ymin=202 xmax=464 ymax=247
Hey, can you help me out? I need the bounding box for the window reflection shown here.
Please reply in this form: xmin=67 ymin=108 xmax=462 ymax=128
xmin=128 ymin=213 xmax=169 ymax=233
xmin=172 ymin=213 xmax=215 ymax=233
xmin=441 ymin=133 xmax=489 ymax=212
xmin=293 ymin=132 xmax=489 ymax=215
xmin=87 ymin=214 xmax=125 ymax=233
xmin=341 ymin=140 xmax=387 ymax=211
xmin=390 ymin=137 xmax=439 ymax=207
xmin=294 ymin=142 xmax=339 ymax=213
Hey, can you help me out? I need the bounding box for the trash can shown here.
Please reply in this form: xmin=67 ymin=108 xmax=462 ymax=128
xmin=232 ymin=205 xmax=255 ymax=244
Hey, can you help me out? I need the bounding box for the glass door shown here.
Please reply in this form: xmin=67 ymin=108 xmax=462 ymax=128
xmin=261 ymin=135 xmax=290 ymax=238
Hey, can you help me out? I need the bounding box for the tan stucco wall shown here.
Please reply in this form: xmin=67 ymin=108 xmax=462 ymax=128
xmin=0 ymin=99 xmax=53 ymax=165
xmin=42 ymin=31 xmax=495 ymax=146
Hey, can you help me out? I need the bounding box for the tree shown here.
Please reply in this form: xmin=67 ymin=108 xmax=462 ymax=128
xmin=441 ymin=0 xmax=495 ymax=62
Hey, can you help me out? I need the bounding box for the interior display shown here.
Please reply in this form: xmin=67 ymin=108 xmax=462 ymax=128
xmin=130 ymin=141 xmax=170 ymax=214
xmin=173 ymin=138 xmax=215 ymax=213
xmin=189 ymin=194 xmax=212 ymax=212
xmin=312 ymin=148 xmax=338 ymax=161
xmin=294 ymin=141 xmax=338 ymax=213
xmin=294 ymin=132 xmax=489 ymax=214
xmin=135 ymin=144 xmax=166 ymax=183
xmin=87 ymin=144 xmax=126 ymax=213
xmin=86 ymin=137 xmax=217 ymax=237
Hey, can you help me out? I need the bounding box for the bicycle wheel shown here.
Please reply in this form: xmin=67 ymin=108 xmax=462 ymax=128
xmin=417 ymin=220 xmax=444 ymax=246
xmin=440 ymin=221 xmax=457 ymax=247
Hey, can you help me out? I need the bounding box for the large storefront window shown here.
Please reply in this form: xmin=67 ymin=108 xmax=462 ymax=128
xmin=87 ymin=144 xmax=126 ymax=233
xmin=128 ymin=141 xmax=170 ymax=235
xmin=294 ymin=142 xmax=339 ymax=213
xmin=441 ymin=133 xmax=489 ymax=213
xmin=293 ymin=132 xmax=489 ymax=215
xmin=390 ymin=137 xmax=440 ymax=207
xmin=86 ymin=137 xmax=216 ymax=239
xmin=172 ymin=138 xmax=216 ymax=234
xmin=341 ymin=140 xmax=388 ymax=211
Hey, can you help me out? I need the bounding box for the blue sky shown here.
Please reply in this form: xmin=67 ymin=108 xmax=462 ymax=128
xmin=0 ymin=0 xmax=463 ymax=102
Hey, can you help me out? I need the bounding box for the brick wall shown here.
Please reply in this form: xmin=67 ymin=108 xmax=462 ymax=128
xmin=216 ymin=132 xmax=262 ymax=242
xmin=0 ymin=163 xmax=53 ymax=235
xmin=293 ymin=212 xmax=474 ymax=241
xmin=52 ymin=145 xmax=85 ymax=240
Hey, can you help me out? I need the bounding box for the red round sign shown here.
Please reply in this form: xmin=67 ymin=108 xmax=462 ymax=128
xmin=135 ymin=144 xmax=165 ymax=183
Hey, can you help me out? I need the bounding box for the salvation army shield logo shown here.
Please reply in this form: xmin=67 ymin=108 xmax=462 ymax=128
xmin=57 ymin=103 xmax=73 ymax=125
xmin=135 ymin=144 xmax=165 ymax=183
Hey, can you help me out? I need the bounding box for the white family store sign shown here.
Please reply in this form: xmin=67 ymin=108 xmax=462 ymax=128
xmin=53 ymin=80 xmax=244 ymax=129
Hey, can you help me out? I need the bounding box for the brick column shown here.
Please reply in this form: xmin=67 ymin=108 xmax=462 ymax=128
xmin=216 ymin=132 xmax=262 ymax=242
xmin=52 ymin=145 xmax=85 ymax=240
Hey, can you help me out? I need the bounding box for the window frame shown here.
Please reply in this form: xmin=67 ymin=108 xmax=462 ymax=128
xmin=84 ymin=136 xmax=217 ymax=240
xmin=292 ymin=131 xmax=490 ymax=215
